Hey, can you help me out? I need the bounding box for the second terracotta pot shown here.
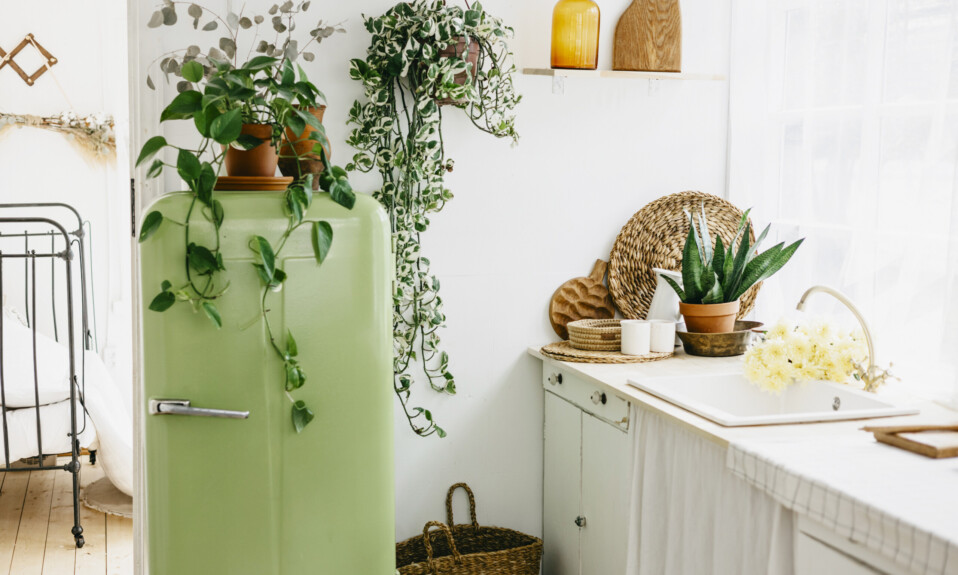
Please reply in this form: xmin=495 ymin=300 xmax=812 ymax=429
xmin=278 ymin=106 xmax=331 ymax=190
xmin=680 ymin=300 xmax=741 ymax=334
xmin=224 ymin=123 xmax=278 ymax=177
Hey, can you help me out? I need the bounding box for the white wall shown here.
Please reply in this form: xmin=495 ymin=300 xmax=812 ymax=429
xmin=136 ymin=0 xmax=731 ymax=540
xmin=0 ymin=1 xmax=132 ymax=407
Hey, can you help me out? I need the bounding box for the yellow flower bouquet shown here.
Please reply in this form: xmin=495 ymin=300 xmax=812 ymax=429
xmin=743 ymin=318 xmax=869 ymax=392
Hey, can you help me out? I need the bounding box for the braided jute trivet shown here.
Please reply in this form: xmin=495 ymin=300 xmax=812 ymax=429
xmin=608 ymin=191 xmax=761 ymax=320
xmin=540 ymin=341 xmax=673 ymax=364
xmin=568 ymin=318 xmax=621 ymax=350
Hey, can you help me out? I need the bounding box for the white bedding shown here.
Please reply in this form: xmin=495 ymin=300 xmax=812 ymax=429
xmin=1 ymin=306 xmax=133 ymax=496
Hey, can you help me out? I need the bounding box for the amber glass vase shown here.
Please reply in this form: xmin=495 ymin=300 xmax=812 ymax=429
xmin=551 ymin=0 xmax=600 ymax=70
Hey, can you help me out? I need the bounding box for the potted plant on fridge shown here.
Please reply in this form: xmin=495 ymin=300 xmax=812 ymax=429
xmin=661 ymin=207 xmax=804 ymax=334
xmin=347 ymin=0 xmax=520 ymax=437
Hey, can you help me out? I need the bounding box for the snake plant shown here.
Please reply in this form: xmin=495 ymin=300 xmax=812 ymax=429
xmin=662 ymin=207 xmax=804 ymax=305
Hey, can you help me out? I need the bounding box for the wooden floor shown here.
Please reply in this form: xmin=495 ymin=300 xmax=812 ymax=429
xmin=0 ymin=458 xmax=132 ymax=575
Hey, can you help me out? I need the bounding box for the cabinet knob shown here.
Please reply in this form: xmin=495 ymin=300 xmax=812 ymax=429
xmin=590 ymin=391 xmax=606 ymax=405
xmin=547 ymin=373 xmax=563 ymax=386
xmin=574 ymin=516 xmax=587 ymax=527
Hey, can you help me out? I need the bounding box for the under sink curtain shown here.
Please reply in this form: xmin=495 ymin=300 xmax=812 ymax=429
xmin=727 ymin=0 xmax=958 ymax=405
xmin=625 ymin=405 xmax=794 ymax=575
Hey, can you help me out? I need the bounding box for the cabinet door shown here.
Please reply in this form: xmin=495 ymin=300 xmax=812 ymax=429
xmin=543 ymin=392 xmax=582 ymax=575
xmin=795 ymin=532 xmax=885 ymax=575
xmin=581 ymin=413 xmax=631 ymax=575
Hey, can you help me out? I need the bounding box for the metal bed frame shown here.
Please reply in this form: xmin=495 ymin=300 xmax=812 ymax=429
xmin=0 ymin=203 xmax=96 ymax=548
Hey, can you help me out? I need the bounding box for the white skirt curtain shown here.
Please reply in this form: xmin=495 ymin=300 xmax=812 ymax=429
xmin=625 ymin=404 xmax=793 ymax=575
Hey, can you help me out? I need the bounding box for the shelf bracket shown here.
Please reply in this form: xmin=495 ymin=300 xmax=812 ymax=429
xmin=551 ymin=74 xmax=566 ymax=96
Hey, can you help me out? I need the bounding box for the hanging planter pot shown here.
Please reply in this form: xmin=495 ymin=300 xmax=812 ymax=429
xmin=278 ymin=105 xmax=331 ymax=190
xmin=223 ymin=123 xmax=279 ymax=177
xmin=436 ymin=36 xmax=480 ymax=106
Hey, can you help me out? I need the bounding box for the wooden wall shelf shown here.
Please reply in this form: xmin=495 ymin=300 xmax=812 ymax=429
xmin=522 ymin=68 xmax=726 ymax=82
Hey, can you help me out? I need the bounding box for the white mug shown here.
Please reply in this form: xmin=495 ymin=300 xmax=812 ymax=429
xmin=621 ymin=320 xmax=651 ymax=356
xmin=649 ymin=320 xmax=676 ymax=353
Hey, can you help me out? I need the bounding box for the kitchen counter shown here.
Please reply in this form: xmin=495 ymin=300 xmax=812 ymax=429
xmin=529 ymin=346 xmax=958 ymax=575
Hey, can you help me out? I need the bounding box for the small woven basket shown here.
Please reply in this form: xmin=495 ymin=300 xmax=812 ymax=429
xmin=567 ymin=318 xmax=621 ymax=351
xmin=396 ymin=483 xmax=543 ymax=575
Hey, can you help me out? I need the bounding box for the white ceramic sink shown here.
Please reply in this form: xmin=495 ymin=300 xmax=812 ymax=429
xmin=627 ymin=373 xmax=919 ymax=426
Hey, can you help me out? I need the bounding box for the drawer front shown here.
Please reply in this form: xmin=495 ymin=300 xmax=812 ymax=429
xmin=542 ymin=365 xmax=629 ymax=431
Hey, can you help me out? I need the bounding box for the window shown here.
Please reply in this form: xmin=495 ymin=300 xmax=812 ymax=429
xmin=729 ymin=0 xmax=958 ymax=403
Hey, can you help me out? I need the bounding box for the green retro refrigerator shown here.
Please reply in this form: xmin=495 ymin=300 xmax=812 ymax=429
xmin=139 ymin=191 xmax=395 ymax=574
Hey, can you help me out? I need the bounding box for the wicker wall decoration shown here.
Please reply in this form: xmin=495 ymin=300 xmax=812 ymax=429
xmin=608 ymin=191 xmax=761 ymax=320
xmin=0 ymin=34 xmax=58 ymax=86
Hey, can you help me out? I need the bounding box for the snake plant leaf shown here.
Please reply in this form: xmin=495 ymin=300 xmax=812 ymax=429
xmin=730 ymin=239 xmax=805 ymax=301
xmin=751 ymin=223 xmax=771 ymax=257
xmin=713 ymin=235 xmax=726 ymax=283
xmin=681 ymin=217 xmax=706 ymax=303
xmin=661 ymin=274 xmax=686 ymax=301
xmin=727 ymin=221 xmax=753 ymax=297
xmin=291 ymin=400 xmax=314 ymax=433
xmin=697 ymin=206 xmax=712 ymax=265
xmin=201 ymin=301 xmax=222 ymax=329
xmin=702 ymin=274 xmax=725 ymax=304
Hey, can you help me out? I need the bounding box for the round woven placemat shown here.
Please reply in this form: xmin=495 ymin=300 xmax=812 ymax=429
xmin=540 ymin=341 xmax=673 ymax=364
xmin=608 ymin=191 xmax=761 ymax=320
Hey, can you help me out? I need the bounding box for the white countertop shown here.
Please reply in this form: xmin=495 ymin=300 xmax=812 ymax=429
xmin=529 ymin=346 xmax=958 ymax=575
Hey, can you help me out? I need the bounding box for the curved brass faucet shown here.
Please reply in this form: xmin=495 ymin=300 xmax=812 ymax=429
xmin=795 ymin=285 xmax=896 ymax=392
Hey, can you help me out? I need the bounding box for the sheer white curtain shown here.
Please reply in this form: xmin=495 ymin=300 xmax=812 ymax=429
xmin=728 ymin=0 xmax=958 ymax=403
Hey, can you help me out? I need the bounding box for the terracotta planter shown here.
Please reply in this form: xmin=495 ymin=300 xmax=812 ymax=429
xmin=223 ymin=124 xmax=278 ymax=177
xmin=278 ymin=105 xmax=331 ymax=190
xmin=437 ymin=36 xmax=480 ymax=106
xmin=679 ymin=300 xmax=741 ymax=334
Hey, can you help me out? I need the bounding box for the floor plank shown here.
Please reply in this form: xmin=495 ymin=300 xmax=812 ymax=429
xmin=0 ymin=471 xmax=30 ymax=575
xmin=104 ymin=515 xmax=132 ymax=575
xmin=9 ymin=471 xmax=55 ymax=575
xmin=41 ymin=470 xmax=76 ymax=574
xmin=74 ymin=465 xmax=106 ymax=575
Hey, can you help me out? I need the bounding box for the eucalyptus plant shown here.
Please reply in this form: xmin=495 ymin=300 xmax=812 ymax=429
xmin=347 ymin=0 xmax=520 ymax=437
xmin=662 ymin=207 xmax=804 ymax=305
xmin=136 ymin=53 xmax=355 ymax=434
xmin=145 ymin=0 xmax=344 ymax=93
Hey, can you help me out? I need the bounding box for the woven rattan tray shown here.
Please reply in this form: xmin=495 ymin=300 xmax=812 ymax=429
xmin=608 ymin=191 xmax=760 ymax=320
xmin=540 ymin=341 xmax=672 ymax=364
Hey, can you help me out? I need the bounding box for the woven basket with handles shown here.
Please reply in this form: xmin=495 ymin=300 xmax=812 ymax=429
xmin=396 ymin=483 xmax=543 ymax=575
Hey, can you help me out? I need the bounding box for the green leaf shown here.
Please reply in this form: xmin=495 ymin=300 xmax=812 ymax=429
xmin=286 ymin=329 xmax=298 ymax=357
xmin=697 ymin=206 xmax=712 ymax=265
xmin=701 ymin=276 xmax=725 ymax=304
xmin=201 ymin=301 xmax=222 ymax=328
xmin=177 ymin=149 xmax=201 ymax=182
xmin=285 ymin=113 xmax=305 ymax=138
xmin=729 ymin=239 xmax=804 ymax=301
xmin=661 ymin=274 xmax=685 ymax=301
xmin=285 ymin=362 xmax=305 ymax=391
xmin=161 ymin=280 xmax=172 ymax=291
xmin=146 ymin=159 xmax=164 ymax=179
xmin=181 ymin=60 xmax=204 ymax=82
xmin=311 ymin=221 xmax=333 ymax=263
xmin=435 ymin=426 xmax=447 ymax=438
xmin=726 ymin=221 xmax=754 ymax=300
xmin=234 ymin=134 xmax=264 ymax=150
xmin=160 ymin=90 xmax=203 ymax=121
xmin=681 ymin=214 xmax=705 ymax=303
xmin=149 ymin=291 xmax=176 ymax=312
xmin=188 ymin=243 xmax=219 ymax=274
xmin=713 ymin=235 xmax=726 ymax=284
xmin=245 ymin=55 xmax=278 ymax=70
xmin=252 ymin=236 xmax=275 ymax=279
xmin=139 ymin=211 xmax=164 ymax=243
xmin=136 ymin=136 xmax=167 ymax=167
xmin=294 ymin=106 xmax=322 ymax=130
xmin=329 ymin=180 xmax=355 ymax=210
xmin=197 ymin=162 xmax=216 ymax=206
xmin=211 ymin=199 xmax=225 ymax=227
xmin=291 ymin=400 xmax=314 ymax=433
xmin=211 ymin=108 xmax=243 ymax=144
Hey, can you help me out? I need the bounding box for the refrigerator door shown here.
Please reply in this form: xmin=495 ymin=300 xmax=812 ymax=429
xmin=140 ymin=192 xmax=394 ymax=574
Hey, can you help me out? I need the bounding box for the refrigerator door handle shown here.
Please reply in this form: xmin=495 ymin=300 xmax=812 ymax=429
xmin=149 ymin=399 xmax=250 ymax=420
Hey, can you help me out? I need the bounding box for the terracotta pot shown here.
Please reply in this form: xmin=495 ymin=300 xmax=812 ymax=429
xmin=679 ymin=300 xmax=741 ymax=334
xmin=437 ymin=36 xmax=480 ymax=106
xmin=278 ymin=106 xmax=331 ymax=190
xmin=224 ymin=124 xmax=278 ymax=177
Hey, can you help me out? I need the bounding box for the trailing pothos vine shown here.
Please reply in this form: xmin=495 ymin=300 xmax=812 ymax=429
xmin=136 ymin=4 xmax=354 ymax=433
xmin=347 ymin=0 xmax=520 ymax=437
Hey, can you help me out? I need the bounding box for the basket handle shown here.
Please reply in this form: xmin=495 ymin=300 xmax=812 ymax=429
xmin=445 ymin=482 xmax=479 ymax=532
xmin=422 ymin=520 xmax=462 ymax=573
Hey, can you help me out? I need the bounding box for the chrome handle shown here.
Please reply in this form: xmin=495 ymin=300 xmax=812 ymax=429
xmin=149 ymin=399 xmax=249 ymax=420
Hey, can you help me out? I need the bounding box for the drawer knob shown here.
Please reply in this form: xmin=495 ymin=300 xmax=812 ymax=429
xmin=547 ymin=373 xmax=563 ymax=386
xmin=590 ymin=391 xmax=607 ymax=405
xmin=574 ymin=516 xmax=587 ymax=527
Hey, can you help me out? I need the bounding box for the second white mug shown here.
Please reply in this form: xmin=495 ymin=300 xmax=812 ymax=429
xmin=621 ymin=320 xmax=651 ymax=356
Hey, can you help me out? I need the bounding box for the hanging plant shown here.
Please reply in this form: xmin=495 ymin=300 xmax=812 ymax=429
xmin=347 ymin=0 xmax=520 ymax=437
xmin=137 ymin=1 xmax=355 ymax=433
